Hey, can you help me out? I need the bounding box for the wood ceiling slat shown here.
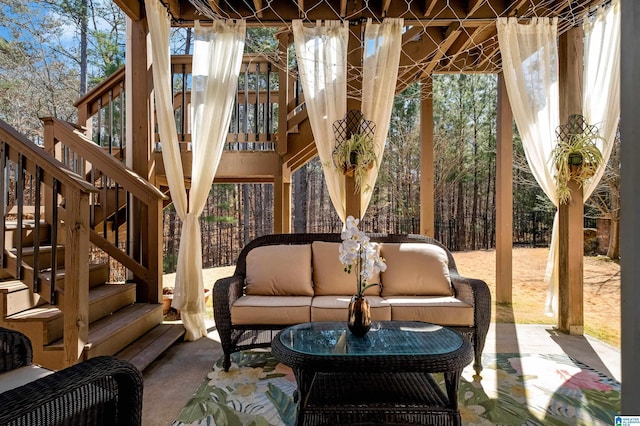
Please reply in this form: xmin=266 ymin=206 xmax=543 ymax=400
xmin=253 ymin=0 xmax=263 ymax=18
xmin=424 ymin=0 xmax=439 ymax=17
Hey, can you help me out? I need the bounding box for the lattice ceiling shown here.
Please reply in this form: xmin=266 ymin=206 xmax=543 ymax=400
xmin=128 ymin=0 xmax=611 ymax=93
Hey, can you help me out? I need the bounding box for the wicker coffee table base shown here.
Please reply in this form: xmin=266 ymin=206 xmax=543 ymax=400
xmin=297 ymin=371 xmax=461 ymax=426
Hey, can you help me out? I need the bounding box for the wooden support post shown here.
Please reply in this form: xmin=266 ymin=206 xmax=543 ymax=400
xmin=273 ymin=164 xmax=292 ymax=234
xmin=557 ymin=26 xmax=584 ymax=335
xmin=63 ymin=190 xmax=90 ymax=367
xmin=496 ymin=73 xmax=513 ymax=304
xmin=621 ymin=0 xmax=640 ymax=410
xmin=420 ymin=78 xmax=435 ymax=238
xmin=144 ymin=198 xmax=163 ymax=303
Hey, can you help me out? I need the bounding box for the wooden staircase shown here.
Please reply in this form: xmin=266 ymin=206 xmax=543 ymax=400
xmin=0 ymin=119 xmax=182 ymax=372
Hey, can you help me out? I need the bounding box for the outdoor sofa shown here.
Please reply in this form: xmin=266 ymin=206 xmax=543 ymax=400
xmin=214 ymin=233 xmax=491 ymax=377
xmin=0 ymin=327 xmax=143 ymax=426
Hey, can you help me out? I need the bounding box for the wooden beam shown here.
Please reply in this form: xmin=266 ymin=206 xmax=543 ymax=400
xmin=340 ymin=0 xmax=347 ymax=17
xmin=419 ymin=78 xmax=434 ymax=237
xmin=414 ymin=23 xmax=462 ymax=79
xmin=496 ymin=73 xmax=513 ymax=304
xmin=399 ymin=27 xmax=442 ymax=67
xmin=557 ymin=26 xmax=584 ymax=335
xmin=166 ymin=0 xmax=181 ymax=19
xmin=445 ymin=26 xmax=481 ymax=66
xmin=207 ymin=0 xmax=221 ymax=15
xmin=113 ymin=0 xmax=140 ymax=21
xmin=253 ymin=0 xmax=263 ymax=18
xmin=467 ymin=0 xmax=485 ymax=16
xmin=620 ymin=0 xmax=640 ymax=411
xmin=381 ymin=0 xmax=392 ymax=17
xmin=424 ymin=0 xmax=439 ymax=17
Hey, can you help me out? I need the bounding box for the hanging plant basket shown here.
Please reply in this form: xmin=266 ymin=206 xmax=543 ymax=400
xmin=332 ymin=110 xmax=377 ymax=193
xmin=551 ymin=115 xmax=604 ymax=205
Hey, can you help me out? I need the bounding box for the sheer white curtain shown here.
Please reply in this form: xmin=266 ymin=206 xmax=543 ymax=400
xmin=498 ymin=7 xmax=620 ymax=317
xmin=292 ymin=20 xmax=348 ymax=222
xmin=583 ymin=0 xmax=620 ymax=199
xmin=497 ymin=17 xmax=561 ymax=315
xmin=293 ymin=18 xmax=402 ymax=221
xmin=360 ymin=18 xmax=403 ymax=215
xmin=146 ymin=0 xmax=246 ymax=340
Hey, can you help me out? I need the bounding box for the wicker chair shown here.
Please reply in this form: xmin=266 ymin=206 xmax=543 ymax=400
xmin=0 ymin=327 xmax=143 ymax=426
xmin=214 ymin=233 xmax=492 ymax=377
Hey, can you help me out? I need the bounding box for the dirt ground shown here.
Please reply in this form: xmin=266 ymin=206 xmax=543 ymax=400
xmin=453 ymin=248 xmax=621 ymax=347
xmin=167 ymin=248 xmax=621 ymax=348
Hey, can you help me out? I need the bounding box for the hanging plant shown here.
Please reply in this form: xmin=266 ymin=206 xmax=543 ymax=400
xmin=332 ymin=132 xmax=378 ymax=193
xmin=551 ymin=132 xmax=604 ymax=205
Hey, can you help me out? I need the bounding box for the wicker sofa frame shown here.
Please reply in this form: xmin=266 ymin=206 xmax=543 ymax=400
xmin=213 ymin=233 xmax=491 ymax=376
xmin=0 ymin=327 xmax=143 ymax=426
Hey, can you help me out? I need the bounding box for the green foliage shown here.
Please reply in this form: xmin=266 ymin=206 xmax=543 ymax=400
xmin=332 ymin=132 xmax=378 ymax=194
xmin=551 ymin=132 xmax=604 ymax=205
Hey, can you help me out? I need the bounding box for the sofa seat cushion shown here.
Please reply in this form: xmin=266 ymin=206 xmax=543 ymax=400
xmin=245 ymin=244 xmax=313 ymax=296
xmin=310 ymin=296 xmax=391 ymax=322
xmin=231 ymin=295 xmax=312 ymax=325
xmin=312 ymin=241 xmax=380 ymax=296
xmin=384 ymin=296 xmax=474 ymax=326
xmin=380 ymin=243 xmax=452 ymax=297
xmin=0 ymin=365 xmax=54 ymax=393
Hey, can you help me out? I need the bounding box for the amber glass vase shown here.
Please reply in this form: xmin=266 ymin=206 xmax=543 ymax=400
xmin=347 ymin=294 xmax=371 ymax=336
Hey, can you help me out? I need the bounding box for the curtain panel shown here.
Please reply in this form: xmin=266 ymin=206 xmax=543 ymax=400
xmin=293 ymin=18 xmax=403 ymax=222
xmin=146 ymin=0 xmax=245 ymax=340
xmin=292 ymin=20 xmax=349 ymax=222
xmin=497 ymin=4 xmax=620 ymax=317
xmin=497 ymin=17 xmax=561 ymax=315
xmin=360 ymin=18 xmax=403 ymax=216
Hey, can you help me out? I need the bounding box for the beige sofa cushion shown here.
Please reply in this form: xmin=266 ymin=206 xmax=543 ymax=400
xmin=384 ymin=296 xmax=474 ymax=326
xmin=380 ymin=243 xmax=452 ymax=296
xmin=310 ymin=295 xmax=391 ymax=322
xmin=231 ymin=295 xmax=312 ymax=325
xmin=245 ymin=244 xmax=313 ymax=296
xmin=312 ymin=241 xmax=380 ymax=296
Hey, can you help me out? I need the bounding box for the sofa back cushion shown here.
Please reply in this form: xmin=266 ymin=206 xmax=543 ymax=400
xmin=380 ymin=243 xmax=452 ymax=296
xmin=312 ymin=241 xmax=380 ymax=296
xmin=245 ymin=244 xmax=313 ymax=296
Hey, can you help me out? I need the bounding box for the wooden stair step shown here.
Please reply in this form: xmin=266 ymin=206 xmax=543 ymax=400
xmin=9 ymin=245 xmax=65 ymax=269
xmin=4 ymin=281 xmax=135 ymax=343
xmin=0 ymin=279 xmax=44 ymax=316
xmin=88 ymin=283 xmax=137 ymax=322
xmin=45 ymin=303 xmax=163 ymax=359
xmin=115 ymin=324 xmax=185 ymax=371
xmin=3 ymin=220 xmax=50 ymax=250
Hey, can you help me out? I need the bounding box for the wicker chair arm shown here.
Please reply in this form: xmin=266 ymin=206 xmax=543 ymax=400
xmin=213 ymin=274 xmax=244 ymax=320
xmin=0 ymin=327 xmax=33 ymax=372
xmin=0 ymin=356 xmax=143 ymax=426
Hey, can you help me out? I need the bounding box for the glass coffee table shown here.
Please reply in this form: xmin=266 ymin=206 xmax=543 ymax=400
xmin=271 ymin=321 xmax=473 ymax=426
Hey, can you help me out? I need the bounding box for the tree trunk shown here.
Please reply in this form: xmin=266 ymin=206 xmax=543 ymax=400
xmin=608 ymin=218 xmax=620 ymax=259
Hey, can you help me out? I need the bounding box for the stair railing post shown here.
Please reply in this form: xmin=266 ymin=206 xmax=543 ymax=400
xmin=63 ymin=185 xmax=90 ymax=367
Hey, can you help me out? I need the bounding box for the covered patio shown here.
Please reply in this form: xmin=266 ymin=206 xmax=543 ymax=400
xmin=1 ymin=0 xmax=637 ymax=422
xmin=106 ymin=0 xmax=637 ymax=418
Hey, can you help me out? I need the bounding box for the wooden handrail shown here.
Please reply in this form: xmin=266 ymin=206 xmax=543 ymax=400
xmin=41 ymin=117 xmax=166 ymax=205
xmin=74 ymin=67 xmax=125 ymax=116
xmin=0 ymin=120 xmax=97 ymax=196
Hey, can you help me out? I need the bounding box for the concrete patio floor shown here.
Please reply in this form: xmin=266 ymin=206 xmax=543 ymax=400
xmin=141 ymin=321 xmax=621 ymax=425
